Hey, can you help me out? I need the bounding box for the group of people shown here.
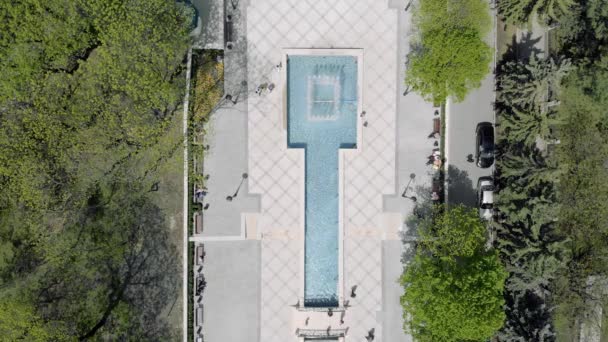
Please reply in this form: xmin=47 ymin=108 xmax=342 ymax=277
xmin=426 ymin=149 xmax=442 ymax=170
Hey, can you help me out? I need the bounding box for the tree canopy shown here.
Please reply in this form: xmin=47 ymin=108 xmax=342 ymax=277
xmin=0 ymin=0 xmax=192 ymax=339
xmin=401 ymin=205 xmax=507 ymax=342
xmin=493 ymin=22 xmax=608 ymax=336
xmin=551 ymin=65 xmax=608 ymax=330
xmin=405 ymin=0 xmax=492 ymax=103
xmin=498 ymin=0 xmax=576 ymax=25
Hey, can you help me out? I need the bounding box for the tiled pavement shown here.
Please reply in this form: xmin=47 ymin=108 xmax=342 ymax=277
xmin=198 ymin=0 xmax=438 ymax=340
xmin=259 ymin=239 xmax=300 ymax=342
xmin=246 ymin=1 xmax=399 ymax=341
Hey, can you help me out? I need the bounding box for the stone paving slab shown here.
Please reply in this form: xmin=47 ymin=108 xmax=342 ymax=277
xmin=197 ymin=1 xmax=431 ymax=341
xmin=243 ymin=1 xmax=419 ymax=341
xmin=245 ymin=1 xmax=401 ymax=341
xmin=201 ymin=241 xmax=260 ymax=342
xmin=201 ymin=101 xmax=260 ymax=237
xmin=382 ymin=240 xmax=413 ymax=342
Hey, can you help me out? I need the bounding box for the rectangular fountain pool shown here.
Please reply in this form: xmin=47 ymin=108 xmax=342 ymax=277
xmin=287 ymin=55 xmax=358 ymax=307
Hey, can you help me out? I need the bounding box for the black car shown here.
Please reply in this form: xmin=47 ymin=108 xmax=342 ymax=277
xmin=475 ymin=122 xmax=494 ymax=168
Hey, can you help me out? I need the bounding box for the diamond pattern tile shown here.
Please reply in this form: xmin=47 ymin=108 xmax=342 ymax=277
xmin=247 ymin=0 xmax=398 ymax=341
xmin=345 ymin=237 xmax=383 ymax=341
xmin=260 ymin=239 xmax=300 ymax=342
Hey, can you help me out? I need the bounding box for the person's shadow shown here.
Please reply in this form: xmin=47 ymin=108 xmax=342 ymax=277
xmin=366 ymin=328 xmax=375 ymax=341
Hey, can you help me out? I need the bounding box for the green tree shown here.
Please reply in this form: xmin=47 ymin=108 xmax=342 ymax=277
xmin=418 ymin=204 xmax=486 ymax=259
xmin=0 ymin=0 xmax=192 ymax=339
xmin=405 ymin=0 xmax=492 ymax=103
xmin=588 ymin=0 xmax=608 ymax=41
xmin=498 ymin=0 xmax=576 ymax=25
xmin=552 ymin=0 xmax=608 ymax=61
xmin=497 ymin=56 xmax=571 ymax=113
xmin=0 ymin=297 xmax=66 ymax=341
xmin=400 ymin=205 xmax=507 ymax=341
xmin=496 ymin=56 xmax=572 ymax=147
xmin=553 ymin=69 xmax=608 ymax=333
xmin=494 ymin=61 xmax=608 ymax=340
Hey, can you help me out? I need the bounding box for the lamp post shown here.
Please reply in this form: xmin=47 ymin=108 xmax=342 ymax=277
xmin=226 ymin=173 xmax=248 ymax=201
xmin=225 ymin=94 xmax=238 ymax=105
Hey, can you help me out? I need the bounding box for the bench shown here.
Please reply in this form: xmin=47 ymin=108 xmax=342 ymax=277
xmin=194 ymin=212 xmax=203 ymax=235
xmin=196 ymin=306 xmax=204 ymax=326
xmin=225 ymin=15 xmax=234 ymax=49
xmin=432 ymin=117 xmax=441 ymax=134
xmin=196 ymin=245 xmax=205 ymax=265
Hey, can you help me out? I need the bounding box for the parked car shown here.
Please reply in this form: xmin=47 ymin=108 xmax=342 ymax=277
xmin=477 ymin=177 xmax=494 ymax=220
xmin=475 ymin=122 xmax=495 ymax=168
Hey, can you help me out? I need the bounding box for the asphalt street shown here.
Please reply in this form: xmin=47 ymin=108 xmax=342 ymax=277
xmin=445 ymin=14 xmax=547 ymax=208
xmin=445 ymin=73 xmax=495 ymax=208
xmin=445 ymin=8 xmax=497 ymax=208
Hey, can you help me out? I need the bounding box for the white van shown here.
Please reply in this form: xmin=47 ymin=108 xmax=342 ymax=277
xmin=477 ymin=177 xmax=494 ymax=220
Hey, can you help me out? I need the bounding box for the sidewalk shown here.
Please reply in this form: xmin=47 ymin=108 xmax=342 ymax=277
xmin=381 ymin=3 xmax=436 ymax=342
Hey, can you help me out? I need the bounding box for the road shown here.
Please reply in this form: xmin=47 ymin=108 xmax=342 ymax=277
xmin=445 ymin=11 xmax=548 ymax=208
xmin=445 ymin=74 xmax=495 ymax=207
xmin=445 ymin=9 xmax=497 ymax=207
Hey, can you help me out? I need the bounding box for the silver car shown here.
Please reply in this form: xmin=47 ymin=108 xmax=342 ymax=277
xmin=477 ymin=177 xmax=494 ymax=220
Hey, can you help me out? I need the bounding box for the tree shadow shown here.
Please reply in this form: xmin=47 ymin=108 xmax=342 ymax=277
xmin=498 ymin=289 xmax=555 ymax=341
xmin=401 ymin=184 xmax=434 ymax=264
xmin=446 ymin=165 xmax=477 ymax=207
xmin=497 ymin=32 xmax=544 ymax=81
xmin=35 ymin=182 xmax=181 ymax=340
xmin=121 ymin=200 xmax=181 ymax=340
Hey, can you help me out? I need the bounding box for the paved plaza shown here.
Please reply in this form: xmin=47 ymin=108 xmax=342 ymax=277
xmin=196 ymin=0 xmax=437 ymax=341
xmin=247 ymin=1 xmax=400 ymax=341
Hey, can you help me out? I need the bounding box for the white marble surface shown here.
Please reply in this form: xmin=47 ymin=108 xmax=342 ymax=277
xmin=246 ymin=1 xmax=400 ymax=341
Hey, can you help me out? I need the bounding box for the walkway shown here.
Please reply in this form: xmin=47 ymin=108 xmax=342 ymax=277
xmin=245 ymin=1 xmax=409 ymax=341
xmin=190 ymin=1 xmax=262 ymax=341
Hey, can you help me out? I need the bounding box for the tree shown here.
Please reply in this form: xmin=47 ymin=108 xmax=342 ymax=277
xmin=497 ymin=289 xmax=556 ymax=341
xmin=552 ymin=0 xmax=608 ymax=61
xmin=498 ymin=0 xmax=576 ymax=25
xmin=400 ymin=205 xmax=507 ymax=341
xmin=497 ymin=56 xmax=571 ymax=113
xmin=588 ymin=0 xmax=608 ymax=41
xmin=553 ymin=70 xmax=608 ymax=333
xmin=0 ymin=0 xmax=192 ymax=209
xmin=0 ymin=297 xmax=66 ymax=341
xmin=418 ymin=204 xmax=486 ymax=259
xmin=496 ymin=56 xmax=572 ymax=147
xmin=405 ymin=0 xmax=492 ymax=103
xmin=494 ymin=62 xmax=608 ymax=340
xmin=493 ymin=127 xmax=564 ymax=340
xmin=499 ymin=151 xmax=559 ymax=192
xmin=0 ymin=0 xmax=192 ymax=339
xmin=499 ymin=106 xmax=560 ymax=146
xmin=556 ymin=69 xmax=608 ymax=263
